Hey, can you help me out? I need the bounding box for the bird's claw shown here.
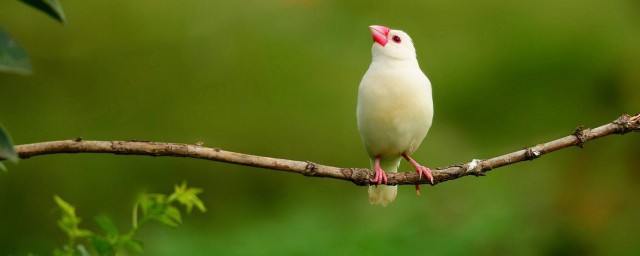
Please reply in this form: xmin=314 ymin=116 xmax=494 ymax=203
xmin=418 ymin=166 xmax=434 ymax=184
xmin=370 ymin=166 xmax=388 ymax=186
xmin=401 ymin=153 xmax=434 ymax=195
xmin=414 ymin=166 xmax=433 ymax=195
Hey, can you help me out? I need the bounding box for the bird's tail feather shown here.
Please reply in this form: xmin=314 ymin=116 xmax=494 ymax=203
xmin=368 ymin=158 xmax=400 ymax=206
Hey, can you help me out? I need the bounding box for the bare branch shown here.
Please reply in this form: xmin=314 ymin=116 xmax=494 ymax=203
xmin=13 ymin=114 xmax=639 ymax=186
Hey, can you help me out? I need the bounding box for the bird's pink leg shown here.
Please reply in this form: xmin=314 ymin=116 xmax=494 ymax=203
xmin=370 ymin=156 xmax=388 ymax=186
xmin=402 ymin=153 xmax=433 ymax=195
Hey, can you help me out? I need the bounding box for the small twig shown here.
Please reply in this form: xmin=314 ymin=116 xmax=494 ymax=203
xmin=13 ymin=114 xmax=640 ymax=186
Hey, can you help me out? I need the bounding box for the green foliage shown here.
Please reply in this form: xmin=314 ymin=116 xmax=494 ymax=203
xmin=0 ymin=0 xmax=65 ymax=75
xmin=0 ymin=29 xmax=32 ymax=75
xmin=52 ymin=183 xmax=205 ymax=255
xmin=53 ymin=196 xmax=93 ymax=256
xmin=169 ymin=182 xmax=207 ymax=214
xmin=18 ymin=0 xmax=67 ymax=24
xmin=138 ymin=194 xmax=182 ymax=228
xmin=136 ymin=181 xmax=206 ymax=229
xmin=0 ymin=123 xmax=18 ymax=172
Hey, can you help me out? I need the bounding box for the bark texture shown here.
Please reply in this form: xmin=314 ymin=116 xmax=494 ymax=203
xmin=13 ymin=114 xmax=639 ymax=186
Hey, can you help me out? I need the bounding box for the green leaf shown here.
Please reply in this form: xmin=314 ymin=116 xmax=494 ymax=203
xmin=139 ymin=193 xmax=167 ymax=217
xmin=74 ymin=228 xmax=92 ymax=238
xmin=0 ymin=123 xmax=19 ymax=162
xmin=164 ymin=205 xmax=182 ymax=224
xmin=0 ymin=29 xmax=32 ymax=75
xmin=123 ymin=239 xmax=144 ymax=253
xmin=172 ymin=182 xmax=206 ymax=214
xmin=54 ymin=195 xmax=76 ymax=217
xmin=153 ymin=214 xmax=179 ymax=228
xmin=19 ymin=0 xmax=67 ymax=24
xmin=0 ymin=162 xmax=6 ymax=172
xmin=92 ymin=237 xmax=115 ymax=255
xmin=54 ymin=195 xmax=93 ymax=242
xmin=76 ymin=244 xmax=91 ymax=256
xmin=95 ymin=214 xmax=119 ymax=238
xmin=150 ymin=204 xmax=183 ymax=228
xmin=57 ymin=215 xmax=76 ymax=234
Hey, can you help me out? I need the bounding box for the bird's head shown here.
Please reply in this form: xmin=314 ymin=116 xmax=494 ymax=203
xmin=369 ymin=25 xmax=416 ymax=60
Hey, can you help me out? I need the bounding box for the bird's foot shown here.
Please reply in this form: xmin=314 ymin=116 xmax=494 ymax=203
xmin=402 ymin=153 xmax=433 ymax=196
xmin=416 ymin=165 xmax=434 ymax=184
xmin=370 ymin=156 xmax=388 ymax=186
xmin=371 ymin=165 xmax=388 ymax=186
xmin=413 ymin=166 xmax=433 ymax=195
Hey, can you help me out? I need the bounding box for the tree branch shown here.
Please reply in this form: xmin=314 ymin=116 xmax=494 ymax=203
xmin=13 ymin=114 xmax=639 ymax=186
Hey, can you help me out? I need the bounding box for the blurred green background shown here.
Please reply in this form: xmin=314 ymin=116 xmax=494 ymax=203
xmin=1 ymin=0 xmax=639 ymax=254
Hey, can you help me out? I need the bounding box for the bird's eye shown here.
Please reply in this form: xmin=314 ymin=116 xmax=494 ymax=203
xmin=392 ymin=35 xmax=401 ymax=43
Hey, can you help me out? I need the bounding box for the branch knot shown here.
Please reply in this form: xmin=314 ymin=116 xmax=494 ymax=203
xmin=345 ymin=168 xmax=371 ymax=185
xmin=613 ymin=114 xmax=640 ymax=134
xmin=572 ymin=126 xmax=588 ymax=148
xmin=302 ymin=161 xmax=318 ymax=176
xmin=525 ymin=148 xmax=541 ymax=160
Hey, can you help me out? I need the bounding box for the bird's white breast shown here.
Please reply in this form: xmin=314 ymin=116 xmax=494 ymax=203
xmin=357 ymin=59 xmax=433 ymax=158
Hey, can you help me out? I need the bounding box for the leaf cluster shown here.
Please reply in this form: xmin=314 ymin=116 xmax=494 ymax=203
xmin=52 ymin=182 xmax=206 ymax=256
xmin=1 ymin=0 xmax=68 ymax=160
xmin=0 ymin=124 xmax=18 ymax=171
xmin=1 ymin=0 xmax=66 ymax=75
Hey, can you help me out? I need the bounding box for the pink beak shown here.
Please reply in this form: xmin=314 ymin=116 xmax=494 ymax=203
xmin=369 ymin=25 xmax=390 ymax=46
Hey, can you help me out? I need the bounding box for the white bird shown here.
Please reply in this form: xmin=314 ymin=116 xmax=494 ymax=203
xmin=357 ymin=25 xmax=434 ymax=206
